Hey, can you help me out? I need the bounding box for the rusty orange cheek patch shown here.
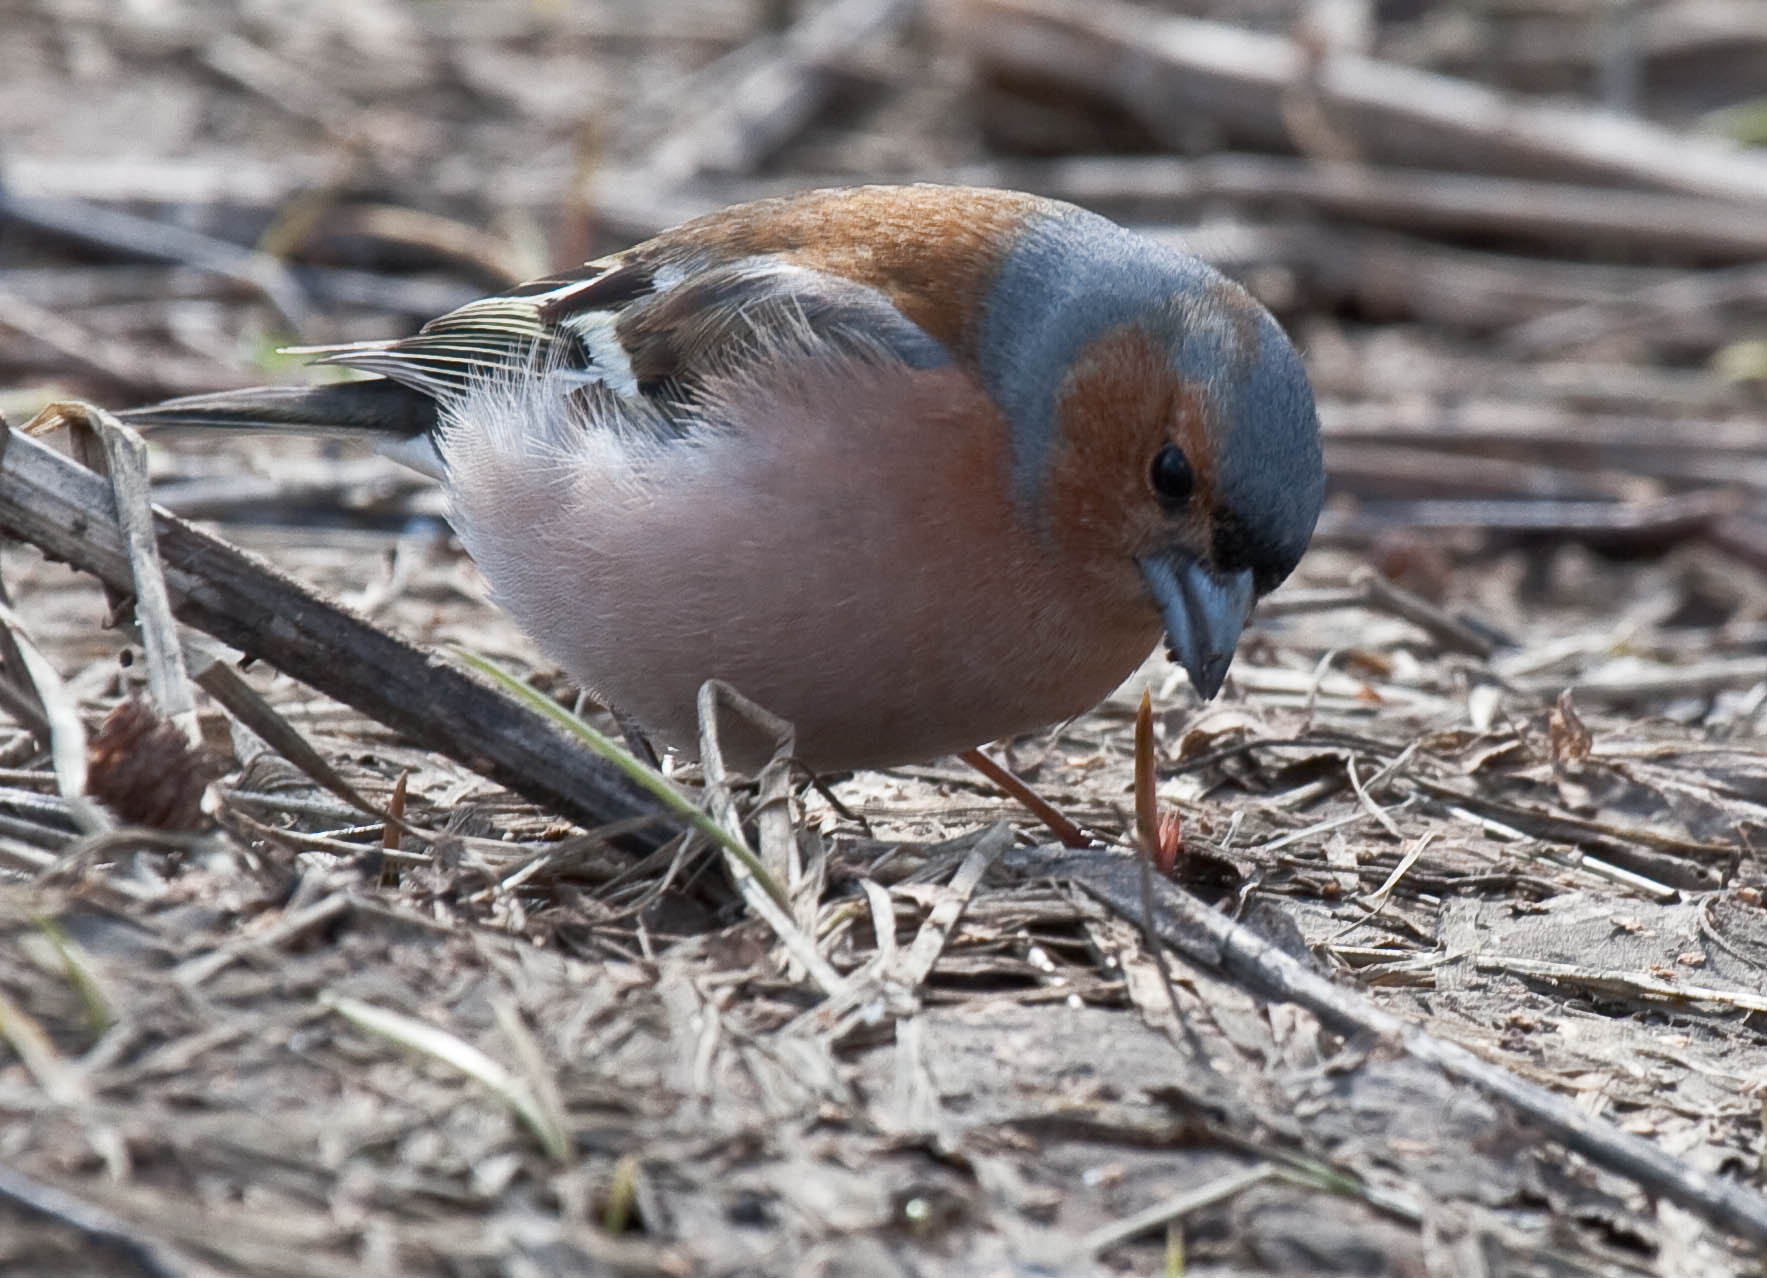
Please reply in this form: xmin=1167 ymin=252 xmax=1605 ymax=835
xmin=1044 ymin=326 xmax=1216 ymax=556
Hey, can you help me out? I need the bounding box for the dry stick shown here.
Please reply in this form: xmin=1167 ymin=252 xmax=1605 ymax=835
xmin=0 ymin=835 xmax=160 ymax=907
xmin=1 ymin=152 xmax=631 ymax=231
xmin=1083 ymin=215 xmax=1687 ymax=339
xmin=3 ymin=154 xmax=312 ymax=208
xmin=179 ymin=632 xmax=425 ymax=840
xmin=821 ymin=832 xmax=1004 ymax=1106
xmin=0 ymin=665 xmax=52 ymax=740
xmin=956 ymin=0 xmax=1767 ymax=203
xmin=0 ymin=1162 xmax=189 ymax=1278
xmin=1344 ymin=753 xmax=1405 ymax=841
xmin=0 ymin=263 xmax=247 ymax=309
xmin=1331 ymin=359 xmax=1749 ymax=419
xmin=198 ymin=32 xmax=367 ymax=145
xmin=1314 ymin=491 xmax=1741 ymax=550
xmin=1321 ymin=403 xmax=1767 ymax=457
xmin=1435 ymin=804 xmax=1683 ymax=903
xmin=67 ymin=412 xmax=201 ymax=747
xmin=936 ymin=154 xmax=1767 ymax=264
xmin=1410 ymin=777 xmax=1733 ymax=863
xmin=0 ymin=289 xmax=193 ymax=394
xmin=172 ymin=892 xmax=354 ymax=987
xmin=0 ymin=153 xmax=579 ymax=237
xmin=1258 ymin=569 xmax=1497 ymax=660
xmin=31 ymin=144 xmax=1757 ymax=272
xmin=889 ymin=829 xmax=1005 ymax=991
xmin=1507 ymin=262 xmax=1767 ymax=356
xmin=1470 ymin=955 xmax=1767 ymax=1017
xmin=0 ymin=600 xmax=104 ymax=834
xmin=1708 ymin=516 xmax=1767 ymax=575
xmin=1248 ymin=223 xmax=1683 ymax=333
xmin=1320 ymin=442 xmax=1762 ymax=508
xmin=0 ymin=566 xmax=48 ymax=738
xmin=1513 ymin=657 xmax=1767 ymax=702
xmin=1320 ymin=441 xmax=1633 ymax=505
xmin=801 ymin=824 xmax=1012 ymax=1043
xmin=1134 ymin=853 xmax=1224 ymax=1086
xmin=1348 ymin=568 xmax=1496 ymax=659
xmin=1001 ymin=845 xmax=1767 ymax=1245
xmin=383 ymin=771 xmax=408 ymax=851
xmin=695 ymin=680 xmax=803 ymax=895
xmin=695 ymin=680 xmax=848 ymax=994
xmin=0 ymin=188 xmax=308 ymax=328
xmin=635 ymin=0 xmax=918 ymax=183
xmin=1083 ymin=1162 xmax=1276 ymax=1258
xmin=0 ymin=420 xmax=668 ymax=843
xmin=299 ymin=204 xmax=532 ymax=287
xmin=959 ymin=747 xmax=1093 ymax=849
xmin=146 ymin=458 xmax=436 ymax=524
xmin=1 ymin=259 xmax=476 ymax=340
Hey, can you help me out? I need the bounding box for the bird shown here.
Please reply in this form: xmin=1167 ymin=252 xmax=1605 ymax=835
xmin=124 ymin=184 xmax=1325 ymax=772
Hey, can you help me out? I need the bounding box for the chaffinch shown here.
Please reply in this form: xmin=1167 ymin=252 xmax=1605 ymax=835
xmin=127 ymin=185 xmax=1325 ymax=770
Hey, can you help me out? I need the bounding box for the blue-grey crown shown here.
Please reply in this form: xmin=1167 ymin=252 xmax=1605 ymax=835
xmin=976 ymin=201 xmax=1323 ymax=591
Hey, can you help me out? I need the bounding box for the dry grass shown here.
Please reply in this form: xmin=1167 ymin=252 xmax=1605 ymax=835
xmin=3 ymin=0 xmax=1767 ymax=1273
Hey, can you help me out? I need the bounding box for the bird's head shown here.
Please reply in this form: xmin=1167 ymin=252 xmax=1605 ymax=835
xmin=978 ymin=204 xmax=1325 ymax=698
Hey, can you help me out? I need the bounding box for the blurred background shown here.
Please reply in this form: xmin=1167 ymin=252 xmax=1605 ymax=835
xmin=5 ymin=6 xmax=1767 ymax=1274
xmin=2 ymin=0 xmax=1765 ymax=597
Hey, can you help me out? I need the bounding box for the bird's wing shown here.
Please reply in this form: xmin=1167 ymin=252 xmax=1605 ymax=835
xmin=294 ymin=246 xmax=953 ymax=421
xmin=293 ymin=184 xmax=1056 ymax=412
xmin=121 ymin=188 xmax=1040 ymax=465
xmin=287 ymin=257 xmax=654 ymax=400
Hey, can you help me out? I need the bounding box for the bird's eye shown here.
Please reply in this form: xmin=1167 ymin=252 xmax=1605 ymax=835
xmin=1149 ymin=444 xmax=1194 ymax=507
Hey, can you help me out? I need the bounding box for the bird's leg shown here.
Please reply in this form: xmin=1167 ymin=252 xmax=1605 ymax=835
xmin=609 ymin=706 xmax=661 ymax=770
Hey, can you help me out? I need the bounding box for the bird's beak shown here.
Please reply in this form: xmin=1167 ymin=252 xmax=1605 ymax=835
xmin=1138 ymin=554 xmax=1256 ymax=700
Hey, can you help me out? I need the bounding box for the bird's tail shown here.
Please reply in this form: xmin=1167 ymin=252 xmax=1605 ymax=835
xmin=120 ymin=378 xmax=444 ymax=476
